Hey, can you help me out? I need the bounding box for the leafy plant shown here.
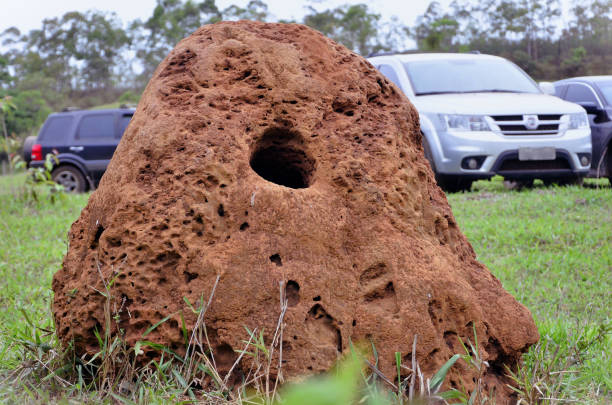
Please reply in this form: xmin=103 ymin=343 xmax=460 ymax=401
xmin=12 ymin=153 xmax=65 ymax=203
xmin=0 ymin=95 xmax=17 ymax=174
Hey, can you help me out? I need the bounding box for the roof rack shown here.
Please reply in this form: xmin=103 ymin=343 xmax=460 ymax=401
xmin=62 ymin=107 xmax=81 ymax=112
xmin=368 ymin=49 xmax=478 ymax=58
xmin=367 ymin=50 xmax=417 ymax=58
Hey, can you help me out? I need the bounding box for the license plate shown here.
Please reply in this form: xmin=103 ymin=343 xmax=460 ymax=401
xmin=518 ymin=147 xmax=556 ymax=161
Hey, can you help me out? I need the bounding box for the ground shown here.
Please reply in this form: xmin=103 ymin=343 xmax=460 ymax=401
xmin=0 ymin=173 xmax=610 ymax=403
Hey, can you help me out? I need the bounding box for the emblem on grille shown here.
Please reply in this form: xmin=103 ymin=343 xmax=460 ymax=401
xmin=524 ymin=114 xmax=539 ymax=130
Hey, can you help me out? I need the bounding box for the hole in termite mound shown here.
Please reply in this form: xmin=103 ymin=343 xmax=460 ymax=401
xmin=269 ymin=254 xmax=282 ymax=266
xmin=90 ymin=225 xmax=104 ymax=249
xmin=285 ymin=280 xmax=300 ymax=306
xmin=249 ymin=127 xmax=315 ymax=189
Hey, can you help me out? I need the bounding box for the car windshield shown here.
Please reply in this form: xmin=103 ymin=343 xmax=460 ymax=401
xmin=403 ymin=58 xmax=541 ymax=96
xmin=597 ymin=81 xmax=612 ymax=105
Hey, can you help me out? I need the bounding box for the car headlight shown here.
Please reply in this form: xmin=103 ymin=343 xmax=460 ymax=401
xmin=560 ymin=112 xmax=589 ymax=130
xmin=440 ymin=114 xmax=490 ymax=132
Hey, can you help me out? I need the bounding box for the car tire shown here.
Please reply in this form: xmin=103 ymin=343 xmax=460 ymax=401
xmin=422 ymin=135 xmax=437 ymax=173
xmin=52 ymin=166 xmax=87 ymax=193
xmin=437 ymin=175 xmax=473 ymax=193
xmin=605 ymin=145 xmax=612 ymax=185
xmin=503 ymin=179 xmax=534 ymax=190
xmin=422 ymin=136 xmax=472 ymax=193
xmin=544 ymin=176 xmax=583 ymax=187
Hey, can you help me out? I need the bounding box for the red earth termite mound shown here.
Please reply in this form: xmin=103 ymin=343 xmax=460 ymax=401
xmin=52 ymin=21 xmax=538 ymax=401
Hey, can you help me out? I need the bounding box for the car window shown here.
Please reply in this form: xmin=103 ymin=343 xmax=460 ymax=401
xmin=39 ymin=116 xmax=73 ymax=142
xmin=378 ymin=64 xmax=402 ymax=88
xmin=403 ymin=58 xmax=540 ymax=95
xmin=596 ymin=81 xmax=612 ymax=105
xmin=565 ymin=84 xmax=598 ymax=104
xmin=77 ymin=114 xmax=115 ymax=139
xmin=118 ymin=114 xmax=133 ymax=138
xmin=554 ymin=84 xmax=566 ymax=97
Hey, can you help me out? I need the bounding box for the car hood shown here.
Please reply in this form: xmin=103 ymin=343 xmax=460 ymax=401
xmin=413 ymin=93 xmax=584 ymax=115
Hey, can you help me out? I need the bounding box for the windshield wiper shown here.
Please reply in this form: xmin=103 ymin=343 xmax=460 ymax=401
xmin=458 ymin=89 xmax=527 ymax=94
xmin=415 ymin=89 xmax=527 ymax=96
xmin=415 ymin=91 xmax=460 ymax=96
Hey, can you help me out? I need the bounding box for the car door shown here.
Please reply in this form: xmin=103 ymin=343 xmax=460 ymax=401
xmin=117 ymin=112 xmax=133 ymax=141
xmin=74 ymin=112 xmax=119 ymax=184
xmin=38 ymin=115 xmax=75 ymax=158
xmin=563 ymin=83 xmax=606 ymax=174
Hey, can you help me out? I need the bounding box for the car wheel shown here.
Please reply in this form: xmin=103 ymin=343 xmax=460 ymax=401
xmin=52 ymin=166 xmax=87 ymax=193
xmin=421 ymin=137 xmax=472 ymax=192
xmin=544 ymin=176 xmax=583 ymax=187
xmin=605 ymin=145 xmax=612 ymax=185
xmin=438 ymin=175 xmax=473 ymax=193
xmin=422 ymin=135 xmax=437 ymax=173
xmin=503 ymin=179 xmax=534 ymax=190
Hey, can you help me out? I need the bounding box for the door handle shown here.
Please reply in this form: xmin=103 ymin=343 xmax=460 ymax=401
xmin=69 ymin=146 xmax=84 ymax=152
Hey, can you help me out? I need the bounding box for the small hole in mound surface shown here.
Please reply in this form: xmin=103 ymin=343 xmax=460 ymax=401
xmin=184 ymin=271 xmax=198 ymax=283
xmin=269 ymin=254 xmax=282 ymax=266
xmin=250 ymin=127 xmax=315 ymax=189
xmin=285 ymin=280 xmax=300 ymax=306
xmin=240 ymin=222 xmax=249 ymax=231
xmin=313 ymin=296 xmax=321 ymax=301
xmin=90 ymin=225 xmax=104 ymax=249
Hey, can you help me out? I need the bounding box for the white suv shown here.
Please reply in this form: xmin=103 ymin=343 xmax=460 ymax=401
xmin=368 ymin=53 xmax=592 ymax=191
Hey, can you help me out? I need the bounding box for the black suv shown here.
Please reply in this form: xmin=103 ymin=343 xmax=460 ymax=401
xmin=24 ymin=108 xmax=134 ymax=192
xmin=554 ymin=76 xmax=612 ymax=183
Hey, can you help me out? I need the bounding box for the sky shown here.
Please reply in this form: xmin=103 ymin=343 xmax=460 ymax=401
xmin=0 ymin=0 xmax=455 ymax=35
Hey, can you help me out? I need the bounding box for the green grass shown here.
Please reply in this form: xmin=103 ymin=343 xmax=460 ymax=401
xmin=0 ymin=173 xmax=88 ymax=369
xmin=0 ymin=173 xmax=610 ymax=403
xmin=449 ymin=178 xmax=611 ymax=324
xmin=448 ymin=177 xmax=611 ymax=402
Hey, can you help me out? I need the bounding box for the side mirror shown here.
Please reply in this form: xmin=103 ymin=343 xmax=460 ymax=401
xmin=578 ymin=101 xmax=602 ymax=115
xmin=539 ymin=82 xmax=556 ymax=96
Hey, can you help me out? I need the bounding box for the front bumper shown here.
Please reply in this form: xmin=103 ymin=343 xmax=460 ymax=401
xmin=435 ymin=128 xmax=592 ymax=179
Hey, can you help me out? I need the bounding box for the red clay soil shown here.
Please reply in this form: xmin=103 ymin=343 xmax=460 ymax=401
xmin=52 ymin=21 xmax=538 ymax=401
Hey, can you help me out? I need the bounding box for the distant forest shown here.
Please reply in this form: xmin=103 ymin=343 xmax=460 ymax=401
xmin=0 ymin=0 xmax=610 ymax=139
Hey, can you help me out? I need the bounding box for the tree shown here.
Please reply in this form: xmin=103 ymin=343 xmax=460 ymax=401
xmin=0 ymin=56 xmax=11 ymax=88
xmin=413 ymin=2 xmax=460 ymax=51
xmin=563 ymin=0 xmax=612 ymax=73
xmin=304 ymin=3 xmax=398 ymax=55
xmin=223 ymin=0 xmax=269 ymax=21
xmin=414 ymin=0 xmax=609 ymax=79
xmin=19 ymin=17 xmax=77 ymax=95
xmin=3 ymin=11 xmax=130 ymax=109
xmin=132 ymin=0 xmax=223 ymax=85
xmin=2 ymin=90 xmax=51 ymax=137
xmin=59 ymin=11 xmax=130 ymax=90
xmin=0 ymin=95 xmax=16 ymax=171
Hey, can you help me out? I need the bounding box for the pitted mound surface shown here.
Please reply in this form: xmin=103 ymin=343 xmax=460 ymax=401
xmin=52 ymin=21 xmax=538 ymax=400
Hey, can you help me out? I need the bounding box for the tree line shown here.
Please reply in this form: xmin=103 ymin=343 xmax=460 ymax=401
xmin=0 ymin=0 xmax=610 ymax=140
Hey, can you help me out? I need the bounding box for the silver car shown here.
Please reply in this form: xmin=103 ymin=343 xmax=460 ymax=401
xmin=368 ymin=53 xmax=592 ymax=192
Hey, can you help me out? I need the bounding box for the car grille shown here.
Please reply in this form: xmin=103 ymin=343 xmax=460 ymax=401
xmin=498 ymin=158 xmax=571 ymax=172
xmin=490 ymin=114 xmax=563 ymax=136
